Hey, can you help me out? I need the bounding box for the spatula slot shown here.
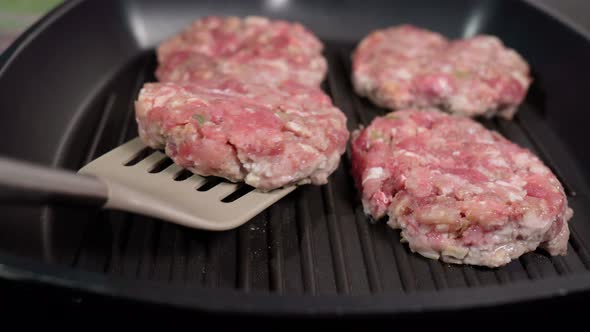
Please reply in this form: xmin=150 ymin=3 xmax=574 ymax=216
xmin=221 ymin=184 xmax=255 ymax=203
xmin=197 ymin=177 xmax=224 ymax=191
xmin=124 ymin=147 xmax=153 ymax=166
xmin=149 ymin=158 xmax=174 ymax=173
xmin=173 ymin=169 xmax=193 ymax=181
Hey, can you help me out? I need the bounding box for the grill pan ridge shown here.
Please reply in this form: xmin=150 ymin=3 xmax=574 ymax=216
xmin=1 ymin=0 xmax=590 ymax=316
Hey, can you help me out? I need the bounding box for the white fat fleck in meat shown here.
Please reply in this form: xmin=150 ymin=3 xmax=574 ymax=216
xmin=521 ymin=211 xmax=551 ymax=231
xmin=475 ymin=136 xmax=495 ymax=144
xmin=470 ymin=185 xmax=485 ymax=194
xmin=245 ymin=173 xmax=261 ymax=187
xmin=153 ymin=86 xmax=177 ymax=105
xmin=245 ymin=16 xmax=269 ymax=25
xmin=256 ymin=58 xmax=290 ymax=72
xmin=403 ymin=150 xmax=421 ymax=158
xmin=495 ymin=226 xmax=513 ymax=237
xmin=285 ymin=121 xmax=312 ymax=136
xmin=363 ymin=167 xmax=385 ymax=184
xmin=395 ymin=68 xmax=412 ymax=80
xmin=171 ymin=99 xmax=186 ymax=107
xmin=298 ymin=143 xmax=319 ymax=154
xmin=489 ymin=157 xmax=509 ymax=167
xmin=511 ymin=71 xmax=529 ymax=87
xmin=509 ymin=176 xmax=527 ymax=188
xmin=438 ymin=184 xmax=453 ymax=195
xmin=243 ymin=161 xmax=275 ymax=178
xmin=512 ymin=152 xmax=531 ymax=168
xmin=442 ymin=246 xmax=469 ymax=259
xmin=476 ymin=166 xmax=493 ymax=177
xmin=508 ymin=191 xmax=524 ymax=202
xmin=417 ymin=250 xmax=440 ymax=260
xmin=434 ymin=78 xmax=452 ymax=95
xmin=397 ymin=149 xmax=440 ymax=163
xmin=495 ymin=180 xmax=520 ymax=189
xmin=440 ymin=64 xmax=452 ymax=73
xmin=529 ymin=164 xmax=549 ymax=175
xmin=282 ymin=108 xmax=306 ymax=116
xmin=449 ymin=95 xmax=472 ymax=113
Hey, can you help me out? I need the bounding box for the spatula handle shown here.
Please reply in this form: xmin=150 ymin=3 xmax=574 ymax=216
xmin=0 ymin=156 xmax=108 ymax=207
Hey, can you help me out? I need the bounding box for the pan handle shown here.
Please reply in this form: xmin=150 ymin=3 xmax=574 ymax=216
xmin=0 ymin=156 xmax=108 ymax=207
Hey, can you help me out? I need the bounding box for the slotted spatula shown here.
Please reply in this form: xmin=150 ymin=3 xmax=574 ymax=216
xmin=0 ymin=137 xmax=296 ymax=231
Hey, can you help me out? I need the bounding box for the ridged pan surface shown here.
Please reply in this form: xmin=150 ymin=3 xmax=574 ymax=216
xmin=0 ymin=0 xmax=590 ymax=316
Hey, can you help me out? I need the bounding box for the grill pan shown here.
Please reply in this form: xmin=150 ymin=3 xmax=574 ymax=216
xmin=1 ymin=0 xmax=590 ymax=317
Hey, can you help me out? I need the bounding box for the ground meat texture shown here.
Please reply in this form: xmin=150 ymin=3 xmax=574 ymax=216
xmin=352 ymin=25 xmax=532 ymax=119
xmin=351 ymin=109 xmax=572 ymax=267
xmin=156 ymin=16 xmax=327 ymax=87
xmin=135 ymin=79 xmax=349 ymax=191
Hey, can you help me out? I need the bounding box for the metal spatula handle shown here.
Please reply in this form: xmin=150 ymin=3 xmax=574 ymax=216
xmin=0 ymin=156 xmax=108 ymax=206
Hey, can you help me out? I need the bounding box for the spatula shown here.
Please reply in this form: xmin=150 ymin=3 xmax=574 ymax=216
xmin=0 ymin=137 xmax=296 ymax=231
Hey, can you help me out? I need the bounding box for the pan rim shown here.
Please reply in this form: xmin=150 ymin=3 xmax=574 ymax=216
xmin=0 ymin=250 xmax=589 ymax=316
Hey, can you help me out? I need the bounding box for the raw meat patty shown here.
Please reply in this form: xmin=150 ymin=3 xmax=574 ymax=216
xmin=156 ymin=16 xmax=327 ymax=87
xmin=352 ymin=25 xmax=532 ymax=119
xmin=135 ymin=78 xmax=349 ymax=191
xmin=351 ymin=109 xmax=572 ymax=267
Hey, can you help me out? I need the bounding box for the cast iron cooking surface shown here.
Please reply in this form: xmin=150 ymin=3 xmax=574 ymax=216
xmin=1 ymin=0 xmax=590 ymax=316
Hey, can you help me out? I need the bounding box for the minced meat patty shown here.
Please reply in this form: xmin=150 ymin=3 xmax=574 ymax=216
xmin=135 ymin=78 xmax=349 ymax=191
xmin=351 ymin=109 xmax=572 ymax=267
xmin=156 ymin=16 xmax=327 ymax=87
xmin=352 ymin=25 xmax=532 ymax=119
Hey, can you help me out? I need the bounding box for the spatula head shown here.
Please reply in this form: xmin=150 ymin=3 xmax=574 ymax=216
xmin=78 ymin=137 xmax=296 ymax=231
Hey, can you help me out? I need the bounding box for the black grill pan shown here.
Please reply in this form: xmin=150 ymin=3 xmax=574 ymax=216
xmin=1 ymin=0 xmax=590 ymax=317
